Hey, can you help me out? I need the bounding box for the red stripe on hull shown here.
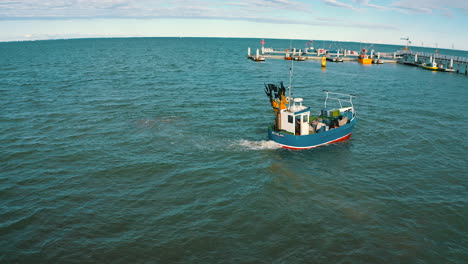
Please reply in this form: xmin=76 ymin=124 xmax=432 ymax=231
xmin=282 ymin=133 xmax=352 ymax=150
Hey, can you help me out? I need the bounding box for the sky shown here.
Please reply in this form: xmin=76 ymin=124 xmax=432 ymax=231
xmin=1 ymin=0 xmax=467 ymax=50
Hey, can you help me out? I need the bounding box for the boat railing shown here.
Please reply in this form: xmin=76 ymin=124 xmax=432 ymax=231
xmin=322 ymin=90 xmax=356 ymax=110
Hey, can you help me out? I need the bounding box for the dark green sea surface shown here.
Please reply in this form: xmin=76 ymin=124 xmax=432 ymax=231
xmin=1 ymin=38 xmax=467 ymax=263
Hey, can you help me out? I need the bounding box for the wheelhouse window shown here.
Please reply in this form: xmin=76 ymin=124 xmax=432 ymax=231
xmin=288 ymin=115 xmax=293 ymax=123
xmin=303 ymin=115 xmax=308 ymax=123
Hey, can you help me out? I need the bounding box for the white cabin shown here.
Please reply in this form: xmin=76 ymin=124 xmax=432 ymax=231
xmin=278 ymin=98 xmax=310 ymax=136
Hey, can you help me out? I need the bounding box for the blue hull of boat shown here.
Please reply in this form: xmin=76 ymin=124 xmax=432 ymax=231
xmin=268 ymin=117 xmax=357 ymax=149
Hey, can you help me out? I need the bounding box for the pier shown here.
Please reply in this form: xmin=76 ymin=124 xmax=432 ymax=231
xmin=247 ymin=46 xmax=397 ymax=63
xmin=248 ymin=46 xmax=468 ymax=75
xmin=396 ymin=50 xmax=468 ymax=74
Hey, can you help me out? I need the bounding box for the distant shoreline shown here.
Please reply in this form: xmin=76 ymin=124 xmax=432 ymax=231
xmin=0 ymin=36 xmax=467 ymax=52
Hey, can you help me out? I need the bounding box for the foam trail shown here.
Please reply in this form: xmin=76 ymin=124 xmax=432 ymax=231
xmin=237 ymin=140 xmax=282 ymax=150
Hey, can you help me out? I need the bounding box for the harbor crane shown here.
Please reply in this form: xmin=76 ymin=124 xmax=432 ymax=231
xmin=401 ymin=37 xmax=411 ymax=50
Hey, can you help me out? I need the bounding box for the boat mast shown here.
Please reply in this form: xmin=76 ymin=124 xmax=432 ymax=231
xmin=287 ymin=39 xmax=293 ymax=109
xmin=288 ymin=59 xmax=294 ymax=105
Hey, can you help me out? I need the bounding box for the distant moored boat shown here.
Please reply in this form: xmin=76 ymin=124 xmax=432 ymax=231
xmin=357 ymin=49 xmax=373 ymax=64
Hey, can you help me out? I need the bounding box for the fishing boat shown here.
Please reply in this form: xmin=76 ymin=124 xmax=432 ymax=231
xmin=437 ymin=63 xmax=455 ymax=72
xmin=326 ymin=56 xmax=343 ymax=62
xmin=293 ymin=55 xmax=307 ymax=61
xmin=398 ymin=60 xmax=418 ymax=66
xmin=441 ymin=68 xmax=456 ymax=72
xmin=249 ymin=56 xmax=265 ymax=62
xmin=248 ymin=48 xmax=265 ymax=62
xmin=264 ymin=65 xmax=357 ymax=150
xmin=357 ymin=49 xmax=372 ymax=64
xmin=420 ymin=61 xmax=438 ymax=71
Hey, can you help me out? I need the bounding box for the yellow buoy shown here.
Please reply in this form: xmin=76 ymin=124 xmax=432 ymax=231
xmin=321 ymin=56 xmax=326 ymax=67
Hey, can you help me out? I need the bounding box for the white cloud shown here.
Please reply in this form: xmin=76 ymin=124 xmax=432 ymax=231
xmin=0 ymin=0 xmax=397 ymax=31
xmin=0 ymin=0 xmax=403 ymax=36
xmin=391 ymin=0 xmax=468 ymax=15
xmin=353 ymin=0 xmax=394 ymax=11
xmin=353 ymin=0 xmax=468 ymax=16
xmin=322 ymin=0 xmax=360 ymax=12
xmin=0 ymin=0 xmax=314 ymax=19
xmin=227 ymin=0 xmax=313 ymax=12
xmin=2 ymin=0 xmax=468 ymax=19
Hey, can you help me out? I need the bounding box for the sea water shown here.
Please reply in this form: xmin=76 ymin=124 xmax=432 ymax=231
xmin=1 ymin=37 xmax=467 ymax=263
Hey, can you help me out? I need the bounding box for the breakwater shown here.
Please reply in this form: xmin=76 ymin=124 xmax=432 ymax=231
xmin=396 ymin=50 xmax=468 ymax=74
xmin=248 ymin=45 xmax=468 ymax=74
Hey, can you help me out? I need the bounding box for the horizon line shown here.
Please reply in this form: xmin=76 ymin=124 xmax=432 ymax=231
xmin=0 ymin=36 xmax=466 ymax=52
